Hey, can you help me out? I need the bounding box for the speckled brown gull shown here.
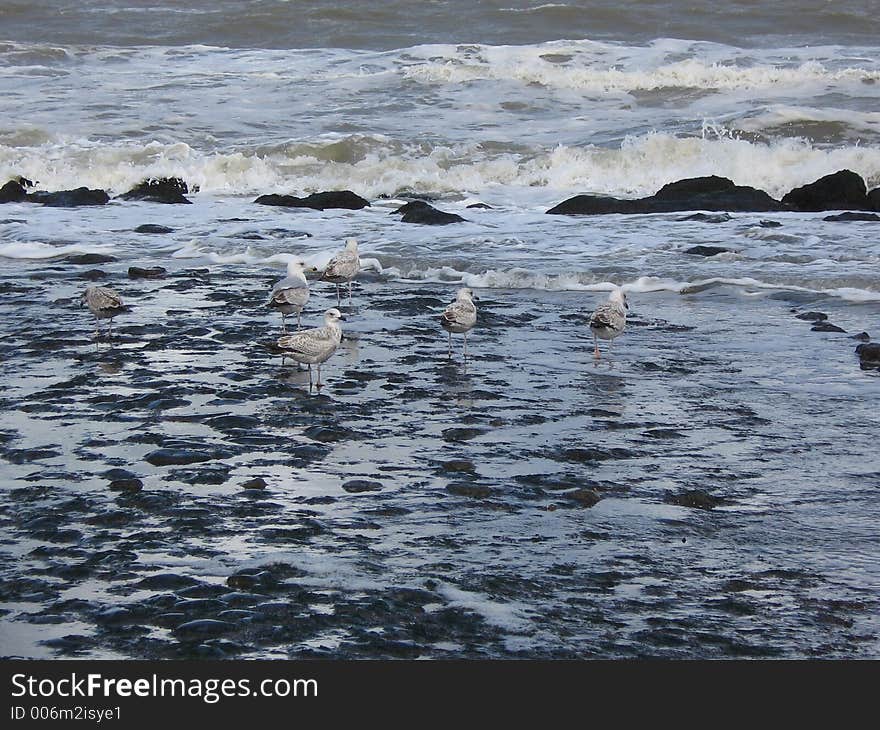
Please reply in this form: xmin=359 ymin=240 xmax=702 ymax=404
xmin=320 ymin=238 xmax=360 ymax=305
xmin=80 ymin=285 xmax=128 ymax=338
xmin=589 ymin=287 xmax=628 ymax=360
xmin=440 ymin=287 xmax=477 ymax=359
xmin=275 ymin=308 xmax=345 ymax=389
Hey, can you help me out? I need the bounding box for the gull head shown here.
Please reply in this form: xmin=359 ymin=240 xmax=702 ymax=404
xmin=324 ymin=308 xmax=345 ymax=323
xmin=609 ymin=287 xmax=628 ymax=310
xmin=344 ymin=238 xmax=359 ymax=252
xmin=288 ymin=259 xmax=318 ymax=275
xmin=457 ymin=287 xmax=478 ymax=302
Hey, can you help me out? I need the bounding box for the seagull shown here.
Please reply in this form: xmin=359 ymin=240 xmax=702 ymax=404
xmin=267 ymin=259 xmax=318 ymax=333
xmin=441 ymin=287 xmax=477 ymax=359
xmin=320 ymin=238 xmax=360 ymax=305
xmin=589 ymin=287 xmax=628 ymax=360
xmin=275 ymin=308 xmax=345 ymax=389
xmin=81 ymin=286 xmax=128 ymax=338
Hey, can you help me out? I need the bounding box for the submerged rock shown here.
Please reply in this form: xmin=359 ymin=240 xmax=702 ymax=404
xmin=811 ymin=322 xmax=846 ymax=333
xmin=29 ymin=187 xmax=110 ymax=207
xmin=547 ymin=176 xmax=786 ymax=215
xmin=134 ymin=224 xmax=174 ymax=234
xmin=119 ymin=177 xmax=192 ymax=204
xmin=664 ymin=489 xmax=726 ymax=510
xmin=341 ymin=479 xmax=383 ymax=493
xmin=254 ymin=190 xmax=370 ymax=210
xmin=795 ymin=311 xmax=828 ymax=321
xmin=823 ymin=212 xmax=880 ymax=222
xmin=66 ymin=253 xmax=117 ymax=265
xmin=684 ymin=245 xmax=731 ymax=257
xmin=856 ymin=342 xmax=880 ymax=368
xmin=128 ymin=266 xmax=167 ymax=279
xmin=393 ymin=200 xmax=466 ymax=225
xmin=144 ymin=448 xmax=217 ymax=466
xmin=563 ymin=488 xmax=602 ymax=507
xmin=108 ymin=478 xmax=144 ymax=493
xmin=240 ymin=477 xmax=267 ymax=490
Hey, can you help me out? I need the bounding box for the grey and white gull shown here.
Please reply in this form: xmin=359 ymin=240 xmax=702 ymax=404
xmin=589 ymin=287 xmax=628 ymax=360
xmin=267 ymin=259 xmax=318 ymax=333
xmin=320 ymin=237 xmax=360 ymax=305
xmin=440 ymin=287 xmax=477 ymax=359
xmin=275 ymin=307 xmax=345 ymax=388
xmin=81 ymin=285 xmax=128 ymax=338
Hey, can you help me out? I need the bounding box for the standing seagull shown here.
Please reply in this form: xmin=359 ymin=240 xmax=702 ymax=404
xmin=275 ymin=308 xmax=345 ymax=389
xmin=441 ymin=287 xmax=477 ymax=359
xmin=320 ymin=238 xmax=360 ymax=305
xmin=589 ymin=287 xmax=628 ymax=360
xmin=267 ymin=259 xmax=318 ymax=333
xmin=81 ymin=286 xmax=128 ymax=339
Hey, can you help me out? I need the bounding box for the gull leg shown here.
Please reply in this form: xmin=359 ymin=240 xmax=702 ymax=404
xmin=316 ymin=364 xmax=323 ymax=390
xmin=593 ymin=333 xmax=600 ymax=360
xmin=463 ymin=332 xmax=468 ymax=360
xmin=336 ymin=284 xmax=341 ymax=306
xmin=447 ymin=331 xmax=452 ymax=359
xmin=280 ymin=313 xmax=287 ymax=334
xmin=108 ymin=318 xmax=113 ymax=339
xmin=307 ymin=364 xmax=313 ymax=389
xmin=296 ymin=310 xmax=302 ymax=330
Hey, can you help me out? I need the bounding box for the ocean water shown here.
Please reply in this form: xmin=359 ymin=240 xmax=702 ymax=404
xmin=0 ymin=2 xmax=879 ymax=659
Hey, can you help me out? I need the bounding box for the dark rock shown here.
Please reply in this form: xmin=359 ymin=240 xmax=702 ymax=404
xmin=438 ymin=459 xmax=476 ymax=473
xmin=795 ymin=311 xmax=828 ymax=321
xmin=856 ymin=342 xmax=880 ymax=365
xmin=128 ymin=266 xmax=167 ymax=279
xmin=95 ymin=607 xmax=132 ymax=624
xmin=665 ymin=489 xmax=726 ymax=510
xmin=758 ymin=219 xmax=782 ymax=227
xmin=205 ymin=415 xmax=261 ymax=431
xmin=684 ymin=245 xmax=730 ymax=257
xmin=466 ymin=202 xmax=492 ymax=209
xmin=850 ymin=332 xmax=870 ymax=342
xmin=781 ymin=170 xmax=868 ymax=212
xmin=341 ymin=479 xmax=383 ymax=493
xmin=240 ymin=477 xmax=267 ymax=490
xmin=174 ymin=619 xmax=235 ymax=639
xmin=563 ymin=488 xmax=601 ymax=507
xmin=104 ymin=468 xmax=140 ymax=481
xmin=678 ymin=212 xmax=732 ymax=223
xmin=108 ymin=478 xmax=144 ymax=493
xmin=28 ymin=187 xmax=110 ymax=207
xmin=811 ymin=322 xmax=846 ymax=333
xmin=446 ymin=483 xmax=494 ymax=498
xmin=868 ymin=187 xmax=880 ymax=211
xmin=135 ymin=573 xmax=200 ymax=590
xmin=823 ymin=212 xmax=880 ymax=222
xmin=79 ymin=269 xmax=107 ymax=281
xmin=66 ymin=253 xmax=117 ymax=265
xmin=134 ymin=224 xmax=174 ymax=234
xmin=442 ymin=427 xmax=486 ymax=442
xmin=254 ymin=190 xmax=369 ymax=210
xmin=547 ymin=176 xmax=786 ymax=215
xmin=395 ymin=200 xmax=466 ymax=225
xmin=144 ymin=448 xmax=216 ymax=466
xmin=119 ymin=177 xmax=192 ymax=204
xmin=0 ymin=179 xmax=28 ymax=203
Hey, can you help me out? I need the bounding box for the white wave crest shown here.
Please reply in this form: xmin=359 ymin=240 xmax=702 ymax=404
xmin=2 ymin=131 xmax=878 ymax=202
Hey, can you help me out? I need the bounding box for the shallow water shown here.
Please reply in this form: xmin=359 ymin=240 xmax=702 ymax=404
xmin=1 ymin=199 xmax=878 ymax=659
xmin=1 ymin=1 xmax=880 ymax=659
